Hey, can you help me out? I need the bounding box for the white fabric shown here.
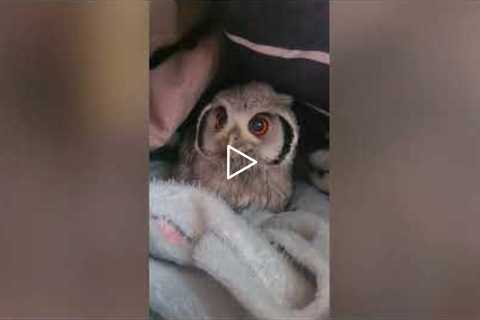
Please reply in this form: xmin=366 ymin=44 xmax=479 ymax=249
xmin=225 ymin=31 xmax=330 ymax=65
xmin=149 ymin=173 xmax=329 ymax=320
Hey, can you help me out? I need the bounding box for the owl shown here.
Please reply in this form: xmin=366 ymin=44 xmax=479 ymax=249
xmin=174 ymin=82 xmax=299 ymax=212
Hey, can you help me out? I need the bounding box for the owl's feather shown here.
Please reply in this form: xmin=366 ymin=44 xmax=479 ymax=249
xmin=175 ymin=82 xmax=299 ymax=212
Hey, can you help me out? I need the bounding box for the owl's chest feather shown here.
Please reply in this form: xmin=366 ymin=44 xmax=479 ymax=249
xmin=191 ymin=155 xmax=292 ymax=212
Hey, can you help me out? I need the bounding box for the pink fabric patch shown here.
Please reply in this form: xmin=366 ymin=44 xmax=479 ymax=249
xmin=158 ymin=220 xmax=186 ymax=245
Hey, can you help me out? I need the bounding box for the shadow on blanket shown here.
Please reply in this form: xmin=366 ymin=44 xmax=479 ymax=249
xmin=149 ymin=159 xmax=329 ymax=320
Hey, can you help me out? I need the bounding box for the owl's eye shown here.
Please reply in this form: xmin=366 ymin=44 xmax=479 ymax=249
xmin=249 ymin=115 xmax=269 ymax=137
xmin=214 ymin=106 xmax=227 ymax=130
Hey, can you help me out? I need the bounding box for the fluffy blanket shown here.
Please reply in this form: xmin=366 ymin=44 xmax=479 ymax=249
xmin=149 ymin=161 xmax=329 ymax=320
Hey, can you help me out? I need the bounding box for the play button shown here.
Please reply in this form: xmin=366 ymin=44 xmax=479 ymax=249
xmin=227 ymin=145 xmax=258 ymax=180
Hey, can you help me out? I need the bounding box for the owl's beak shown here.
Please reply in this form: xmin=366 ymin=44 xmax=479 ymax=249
xmin=227 ymin=133 xmax=239 ymax=146
xmin=225 ymin=126 xmax=242 ymax=146
xmin=226 ymin=130 xmax=254 ymax=155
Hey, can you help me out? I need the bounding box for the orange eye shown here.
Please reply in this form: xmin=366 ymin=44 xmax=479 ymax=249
xmin=214 ymin=106 xmax=227 ymax=130
xmin=249 ymin=115 xmax=269 ymax=137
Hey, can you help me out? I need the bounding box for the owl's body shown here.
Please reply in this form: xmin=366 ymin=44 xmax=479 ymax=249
xmin=175 ymin=82 xmax=299 ymax=212
xmin=176 ymin=133 xmax=293 ymax=212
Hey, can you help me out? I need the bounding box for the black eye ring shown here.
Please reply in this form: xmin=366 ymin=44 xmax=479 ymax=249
xmin=214 ymin=106 xmax=227 ymax=130
xmin=248 ymin=115 xmax=269 ymax=137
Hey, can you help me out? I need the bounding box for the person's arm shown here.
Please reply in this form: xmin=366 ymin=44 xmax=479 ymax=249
xmin=149 ymin=35 xmax=219 ymax=149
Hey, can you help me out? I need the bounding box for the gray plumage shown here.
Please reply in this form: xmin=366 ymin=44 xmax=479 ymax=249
xmin=175 ymin=82 xmax=299 ymax=212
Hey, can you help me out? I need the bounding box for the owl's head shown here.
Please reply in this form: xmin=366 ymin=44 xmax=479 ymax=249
xmin=195 ymin=82 xmax=299 ymax=166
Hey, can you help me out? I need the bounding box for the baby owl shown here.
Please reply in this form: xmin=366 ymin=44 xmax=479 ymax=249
xmin=175 ymin=82 xmax=299 ymax=212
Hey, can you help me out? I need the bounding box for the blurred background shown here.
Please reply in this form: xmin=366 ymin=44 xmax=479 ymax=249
xmin=0 ymin=1 xmax=148 ymax=318
xmin=332 ymin=2 xmax=480 ymax=319
xmin=2 ymin=1 xmax=480 ymax=319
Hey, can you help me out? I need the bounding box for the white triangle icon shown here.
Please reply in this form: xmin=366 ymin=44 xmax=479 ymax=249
xmin=227 ymin=145 xmax=258 ymax=180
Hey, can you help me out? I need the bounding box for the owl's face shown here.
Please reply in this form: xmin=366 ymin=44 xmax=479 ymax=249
xmin=195 ymin=82 xmax=299 ymax=166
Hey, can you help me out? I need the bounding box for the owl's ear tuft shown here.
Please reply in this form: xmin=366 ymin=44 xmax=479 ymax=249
xmin=276 ymin=93 xmax=294 ymax=107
